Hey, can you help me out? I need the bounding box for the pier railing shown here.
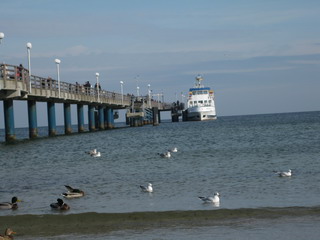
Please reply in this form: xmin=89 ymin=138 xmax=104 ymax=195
xmin=0 ymin=64 xmax=132 ymax=106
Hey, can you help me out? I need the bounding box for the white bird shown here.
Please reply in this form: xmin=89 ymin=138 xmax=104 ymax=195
xmin=91 ymin=151 xmax=101 ymax=157
xmin=275 ymin=169 xmax=292 ymax=177
xmin=85 ymin=149 xmax=101 ymax=157
xmin=157 ymin=151 xmax=171 ymax=158
xmin=140 ymin=183 xmax=153 ymax=193
xmin=168 ymin=147 xmax=178 ymax=153
xmin=198 ymin=192 xmax=220 ymax=204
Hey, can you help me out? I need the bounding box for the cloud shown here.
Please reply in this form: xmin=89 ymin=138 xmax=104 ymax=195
xmin=63 ymin=45 xmax=89 ymax=56
xmin=289 ymin=60 xmax=320 ymax=65
xmin=218 ymin=9 xmax=315 ymax=26
xmin=62 ymin=65 xmax=126 ymax=73
xmin=185 ymin=66 xmax=294 ymax=75
xmin=32 ymin=45 xmax=92 ymax=58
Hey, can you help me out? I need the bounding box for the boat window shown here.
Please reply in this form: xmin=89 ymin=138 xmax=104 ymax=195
xmin=203 ymin=91 xmax=208 ymax=94
xmin=193 ymin=101 xmax=197 ymax=105
xmin=198 ymin=91 xmax=203 ymax=95
xmin=209 ymin=100 xmax=212 ymax=104
xmin=189 ymin=101 xmax=193 ymax=105
xmin=198 ymin=100 xmax=203 ymax=104
xmin=204 ymin=100 xmax=207 ymax=104
xmin=193 ymin=91 xmax=197 ymax=95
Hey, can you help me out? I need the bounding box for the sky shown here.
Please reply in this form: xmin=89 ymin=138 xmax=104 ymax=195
xmin=1 ymin=0 xmax=320 ymax=127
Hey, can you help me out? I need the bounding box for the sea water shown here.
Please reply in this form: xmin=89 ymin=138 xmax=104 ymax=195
xmin=0 ymin=111 xmax=320 ymax=239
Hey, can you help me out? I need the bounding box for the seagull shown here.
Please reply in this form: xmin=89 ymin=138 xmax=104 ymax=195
xmin=0 ymin=228 xmax=16 ymax=240
xmin=85 ymin=149 xmax=101 ymax=157
xmin=140 ymin=183 xmax=153 ymax=193
xmin=198 ymin=192 xmax=220 ymax=204
xmin=275 ymin=169 xmax=292 ymax=177
xmin=168 ymin=147 xmax=178 ymax=153
xmin=62 ymin=185 xmax=85 ymax=198
xmin=50 ymin=198 xmax=70 ymax=211
xmin=0 ymin=197 xmax=21 ymax=210
xmin=157 ymin=151 xmax=171 ymax=158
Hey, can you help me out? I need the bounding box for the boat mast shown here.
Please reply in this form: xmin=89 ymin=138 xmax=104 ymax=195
xmin=195 ymin=74 xmax=203 ymax=88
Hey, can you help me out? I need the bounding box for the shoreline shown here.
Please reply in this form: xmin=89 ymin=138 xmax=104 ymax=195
xmin=1 ymin=206 xmax=320 ymax=237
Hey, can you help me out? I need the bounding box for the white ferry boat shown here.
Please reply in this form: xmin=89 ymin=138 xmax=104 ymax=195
xmin=186 ymin=75 xmax=217 ymax=121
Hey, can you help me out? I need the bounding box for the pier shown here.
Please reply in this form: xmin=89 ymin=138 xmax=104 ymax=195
xmin=0 ymin=64 xmax=176 ymax=142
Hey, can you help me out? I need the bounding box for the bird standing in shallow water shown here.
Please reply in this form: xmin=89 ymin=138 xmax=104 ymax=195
xmin=140 ymin=183 xmax=153 ymax=193
xmin=0 ymin=228 xmax=16 ymax=240
xmin=62 ymin=185 xmax=85 ymax=198
xmin=0 ymin=197 xmax=21 ymax=210
xmin=50 ymin=198 xmax=70 ymax=210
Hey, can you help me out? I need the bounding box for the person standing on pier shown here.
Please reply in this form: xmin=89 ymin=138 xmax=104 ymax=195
xmin=94 ymin=82 xmax=101 ymax=90
xmin=17 ymin=64 xmax=23 ymax=80
xmin=84 ymin=81 xmax=91 ymax=95
xmin=75 ymin=82 xmax=80 ymax=93
xmin=47 ymin=77 xmax=52 ymax=88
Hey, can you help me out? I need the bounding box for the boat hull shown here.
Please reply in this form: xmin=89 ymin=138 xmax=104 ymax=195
xmin=187 ymin=106 xmax=217 ymax=121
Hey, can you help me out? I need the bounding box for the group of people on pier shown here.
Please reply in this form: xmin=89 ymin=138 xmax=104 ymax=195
xmin=0 ymin=63 xmax=27 ymax=81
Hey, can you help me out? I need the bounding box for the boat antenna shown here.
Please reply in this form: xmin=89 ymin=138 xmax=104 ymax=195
xmin=195 ymin=74 xmax=203 ymax=88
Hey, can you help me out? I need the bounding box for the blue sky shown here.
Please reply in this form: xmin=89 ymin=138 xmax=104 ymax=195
xmin=1 ymin=0 xmax=320 ymax=127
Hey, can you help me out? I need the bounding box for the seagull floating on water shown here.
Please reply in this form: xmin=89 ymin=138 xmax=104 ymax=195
xmin=275 ymin=169 xmax=292 ymax=177
xmin=140 ymin=183 xmax=153 ymax=193
xmin=62 ymin=185 xmax=85 ymax=198
xmin=198 ymin=192 xmax=220 ymax=204
xmin=168 ymin=147 xmax=178 ymax=153
xmin=50 ymin=198 xmax=70 ymax=211
xmin=157 ymin=151 xmax=171 ymax=158
xmin=0 ymin=197 xmax=21 ymax=210
xmin=0 ymin=228 xmax=16 ymax=240
xmin=85 ymin=149 xmax=101 ymax=157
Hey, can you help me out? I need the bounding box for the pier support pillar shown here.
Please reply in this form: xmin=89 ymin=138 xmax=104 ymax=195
xmin=145 ymin=108 xmax=153 ymax=124
xmin=77 ymin=104 xmax=85 ymax=133
xmin=134 ymin=118 xmax=139 ymax=127
xmin=27 ymin=100 xmax=38 ymax=139
xmin=64 ymin=103 xmax=72 ymax=135
xmin=129 ymin=118 xmax=133 ymax=127
xmin=3 ymin=99 xmax=16 ymax=142
xmin=104 ymin=108 xmax=108 ymax=129
xmin=47 ymin=102 xmax=56 ymax=136
xmin=98 ymin=106 xmax=105 ymax=130
xmin=130 ymin=118 xmax=140 ymax=127
xmin=171 ymin=110 xmax=179 ymax=122
xmin=105 ymin=108 xmax=114 ymax=129
xmin=182 ymin=110 xmax=188 ymax=122
xmin=139 ymin=117 xmax=144 ymax=126
xmin=88 ymin=105 xmax=95 ymax=131
xmin=152 ymin=107 xmax=159 ymax=126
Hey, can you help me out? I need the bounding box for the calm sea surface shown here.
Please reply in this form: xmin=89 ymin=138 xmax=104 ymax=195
xmin=0 ymin=111 xmax=320 ymax=239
